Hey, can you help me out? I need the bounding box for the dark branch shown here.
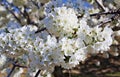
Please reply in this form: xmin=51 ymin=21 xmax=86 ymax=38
xmin=2 ymin=5 xmax=22 ymax=24
xmin=7 ymin=65 xmax=16 ymax=77
xmin=0 ymin=1 xmax=22 ymax=24
xmin=35 ymin=27 xmax=46 ymax=33
xmin=7 ymin=61 xmax=17 ymax=77
xmin=90 ymin=9 xmax=120 ymax=17
xmin=34 ymin=69 xmax=41 ymax=77
xmin=13 ymin=63 xmax=27 ymax=68
xmin=111 ymin=44 xmax=120 ymax=47
xmin=85 ymin=9 xmax=120 ymax=27
xmin=21 ymin=6 xmax=34 ymax=25
xmin=77 ymin=9 xmax=120 ymax=18
xmin=7 ymin=61 xmax=27 ymax=77
xmin=112 ymin=26 xmax=120 ymax=31
xmin=95 ymin=0 xmax=106 ymax=12
xmin=97 ymin=15 xmax=117 ymax=27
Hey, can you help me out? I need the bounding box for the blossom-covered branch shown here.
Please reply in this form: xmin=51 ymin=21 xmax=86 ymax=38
xmin=0 ymin=0 xmax=120 ymax=77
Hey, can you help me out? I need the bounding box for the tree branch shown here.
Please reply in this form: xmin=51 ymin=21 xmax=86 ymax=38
xmin=95 ymin=0 xmax=107 ymax=12
xmin=35 ymin=27 xmax=46 ymax=33
xmin=7 ymin=61 xmax=17 ymax=77
xmin=90 ymin=9 xmax=120 ymax=17
xmin=1 ymin=5 xmax=22 ymax=24
xmin=34 ymin=69 xmax=41 ymax=77
xmin=77 ymin=9 xmax=120 ymax=18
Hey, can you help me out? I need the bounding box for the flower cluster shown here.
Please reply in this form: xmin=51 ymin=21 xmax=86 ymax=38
xmin=0 ymin=0 xmax=113 ymax=74
xmin=0 ymin=21 xmax=37 ymax=57
xmin=44 ymin=6 xmax=79 ymax=37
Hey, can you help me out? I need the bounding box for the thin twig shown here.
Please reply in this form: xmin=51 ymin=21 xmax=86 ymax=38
xmin=7 ymin=65 xmax=16 ymax=77
xmin=0 ymin=1 xmax=22 ymax=24
xmin=7 ymin=59 xmax=27 ymax=77
xmin=77 ymin=9 xmax=120 ymax=18
xmin=7 ymin=61 xmax=17 ymax=77
xmin=90 ymin=10 xmax=120 ymax=17
xmin=22 ymin=6 xmax=32 ymax=24
xmin=95 ymin=0 xmax=106 ymax=11
xmin=35 ymin=27 xmax=46 ymax=33
xmin=13 ymin=63 xmax=27 ymax=68
xmin=34 ymin=69 xmax=41 ymax=77
xmin=19 ymin=5 xmax=39 ymax=26
xmin=5 ymin=6 xmax=21 ymax=24
xmin=97 ymin=15 xmax=116 ymax=27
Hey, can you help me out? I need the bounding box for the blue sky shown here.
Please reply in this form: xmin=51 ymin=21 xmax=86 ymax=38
xmin=1 ymin=0 xmax=92 ymax=14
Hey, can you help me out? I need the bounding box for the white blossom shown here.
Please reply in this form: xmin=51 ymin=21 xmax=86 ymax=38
xmin=44 ymin=6 xmax=79 ymax=37
xmin=0 ymin=54 xmax=6 ymax=68
xmin=0 ymin=0 xmax=115 ymax=74
xmin=77 ymin=19 xmax=113 ymax=54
